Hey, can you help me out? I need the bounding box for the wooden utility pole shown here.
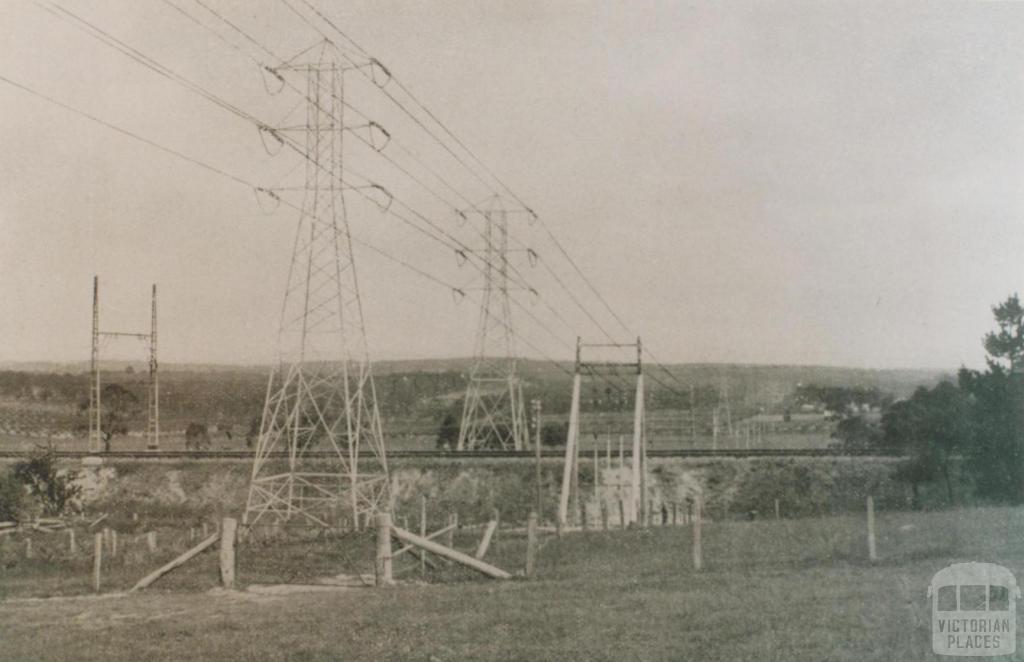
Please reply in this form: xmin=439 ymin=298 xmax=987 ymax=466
xmin=532 ymin=399 xmax=542 ymax=518
xmin=525 ymin=511 xmax=538 ymax=578
xmin=689 ymin=385 xmax=696 ymax=444
xmin=420 ymin=496 xmax=427 ymax=575
xmin=692 ymin=495 xmax=703 ymax=571
xmin=93 ymin=533 xmax=102 ymax=592
xmin=867 ymin=496 xmax=877 ymax=562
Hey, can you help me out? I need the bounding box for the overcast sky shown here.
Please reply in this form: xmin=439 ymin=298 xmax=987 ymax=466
xmin=1 ymin=0 xmax=1023 ymax=370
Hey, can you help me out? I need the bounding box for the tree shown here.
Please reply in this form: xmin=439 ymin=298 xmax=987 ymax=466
xmin=0 ymin=469 xmax=23 ymax=522
xmin=882 ymin=382 xmax=970 ymax=505
xmin=984 ymin=294 xmax=1024 ymax=372
xmin=958 ymin=364 xmax=1024 ymax=503
xmin=436 ymin=411 xmax=459 ymax=450
xmin=245 ymin=416 xmax=261 ymax=448
xmin=185 ymin=422 xmax=211 ymax=450
xmin=542 ymin=420 xmax=569 ymax=446
xmin=831 ymin=414 xmax=882 ymax=452
xmin=77 ymin=383 xmax=142 ymax=451
xmin=12 ymin=447 xmax=80 ymax=517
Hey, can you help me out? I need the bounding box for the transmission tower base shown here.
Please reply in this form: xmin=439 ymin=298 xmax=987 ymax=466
xmin=244 ymin=473 xmax=388 ymax=531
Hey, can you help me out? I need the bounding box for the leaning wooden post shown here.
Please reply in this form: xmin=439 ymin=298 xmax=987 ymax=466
xmin=93 ymin=532 xmax=102 ymax=592
xmin=130 ymin=533 xmax=219 ymax=592
xmin=375 ymin=512 xmax=393 ymax=586
xmin=475 ymin=517 xmax=499 ymax=560
xmin=692 ymin=495 xmax=703 ymax=571
xmin=867 ymin=496 xmax=877 ymax=562
xmin=419 ymin=496 xmax=427 ymax=575
xmin=525 ymin=511 xmax=538 ymax=578
xmin=219 ymin=517 xmax=237 ymax=589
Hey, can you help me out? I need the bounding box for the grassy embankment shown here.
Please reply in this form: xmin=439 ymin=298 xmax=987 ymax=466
xmin=1 ymin=506 xmax=1023 ymax=661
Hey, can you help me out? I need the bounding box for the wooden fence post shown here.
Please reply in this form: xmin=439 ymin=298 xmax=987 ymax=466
xmin=420 ymin=496 xmax=427 ymax=575
xmin=93 ymin=532 xmax=102 ymax=592
xmin=147 ymin=531 xmax=157 ymax=552
xmin=103 ymin=527 xmax=111 ymax=553
xmin=692 ymin=496 xmax=703 ymax=571
xmin=69 ymin=528 xmax=77 ymax=554
xmin=775 ymin=499 xmax=780 ymax=520
xmin=111 ymin=530 xmax=118 ymax=558
xmin=475 ymin=517 xmax=499 ymax=560
xmin=600 ymin=500 xmax=609 ymax=531
xmin=618 ymin=500 xmax=626 ymax=530
xmin=24 ymin=538 xmax=32 ymax=560
xmin=220 ymin=517 xmax=237 ymax=589
xmin=525 ymin=511 xmax=538 ymax=578
xmin=375 ymin=512 xmax=393 ymax=587
xmin=867 ymin=496 xmax=877 ymax=562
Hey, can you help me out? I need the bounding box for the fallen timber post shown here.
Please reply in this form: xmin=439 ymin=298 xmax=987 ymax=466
xmin=129 ymin=532 xmax=219 ymax=592
xmin=391 ymin=526 xmax=511 ymax=580
xmin=392 ymin=522 xmax=455 ymax=559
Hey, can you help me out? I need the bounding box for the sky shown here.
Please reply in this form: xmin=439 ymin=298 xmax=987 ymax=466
xmin=1 ymin=0 xmax=1024 ymax=370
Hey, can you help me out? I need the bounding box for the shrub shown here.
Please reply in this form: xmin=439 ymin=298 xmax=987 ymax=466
xmin=0 ymin=470 xmax=24 ymax=522
xmin=12 ymin=447 xmax=81 ymax=517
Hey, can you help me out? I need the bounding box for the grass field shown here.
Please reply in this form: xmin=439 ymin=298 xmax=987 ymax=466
xmin=2 ymin=505 xmax=1023 ymax=660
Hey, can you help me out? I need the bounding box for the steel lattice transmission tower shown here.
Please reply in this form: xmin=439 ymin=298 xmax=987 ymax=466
xmin=244 ymin=42 xmax=389 ymax=530
xmin=457 ymin=195 xmax=530 ymax=451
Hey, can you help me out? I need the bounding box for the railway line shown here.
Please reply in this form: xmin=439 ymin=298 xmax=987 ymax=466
xmin=0 ymin=448 xmax=902 ymax=461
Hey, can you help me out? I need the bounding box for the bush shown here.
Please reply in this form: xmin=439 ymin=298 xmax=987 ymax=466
xmin=12 ymin=447 xmax=81 ymax=517
xmin=0 ymin=470 xmax=24 ymax=522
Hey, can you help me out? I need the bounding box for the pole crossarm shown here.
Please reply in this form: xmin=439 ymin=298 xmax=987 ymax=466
xmin=88 ymin=276 xmax=160 ymax=453
xmin=558 ymin=336 xmax=647 ymax=529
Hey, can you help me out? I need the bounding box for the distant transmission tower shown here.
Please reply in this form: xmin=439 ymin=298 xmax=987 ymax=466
xmin=712 ymin=378 xmax=733 ymax=449
xmin=244 ymin=42 xmax=389 ymax=530
xmin=456 ymin=195 xmax=531 ymax=451
xmin=88 ymin=276 xmax=159 ymax=452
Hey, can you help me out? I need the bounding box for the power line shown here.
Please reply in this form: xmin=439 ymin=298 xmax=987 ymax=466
xmin=28 ymin=3 xmax=634 ymax=397
xmin=0 ymin=73 xmax=251 ymax=189
xmin=293 ymin=0 xmax=537 ymax=214
xmin=40 ymin=1 xmax=538 ymax=308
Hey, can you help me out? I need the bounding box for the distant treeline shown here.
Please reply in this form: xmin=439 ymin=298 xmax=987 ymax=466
xmin=0 ymin=359 xmax=943 ymax=437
